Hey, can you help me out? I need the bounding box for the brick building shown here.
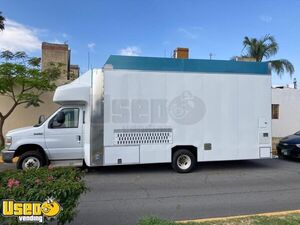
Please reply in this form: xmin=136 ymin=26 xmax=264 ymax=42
xmin=42 ymin=42 xmax=80 ymax=83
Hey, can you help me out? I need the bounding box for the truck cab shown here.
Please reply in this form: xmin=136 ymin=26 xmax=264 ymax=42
xmin=1 ymin=71 xmax=92 ymax=170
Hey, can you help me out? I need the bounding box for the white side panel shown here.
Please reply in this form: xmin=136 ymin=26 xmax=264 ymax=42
xmin=104 ymin=146 xmax=139 ymax=165
xmin=237 ymin=76 xmax=259 ymax=159
xmin=50 ymin=160 xmax=83 ymax=167
xmin=202 ymin=75 xmax=239 ymax=160
xmin=83 ymin=102 xmax=91 ymax=166
xmin=103 ymin=69 xmax=271 ymax=163
xmin=238 ymin=76 xmax=272 ymax=159
xmin=140 ymin=144 xmax=172 ymax=164
xmin=260 ymin=147 xmax=271 ymax=158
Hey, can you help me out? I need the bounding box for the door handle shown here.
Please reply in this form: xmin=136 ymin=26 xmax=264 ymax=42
xmin=77 ymin=135 xmax=81 ymax=143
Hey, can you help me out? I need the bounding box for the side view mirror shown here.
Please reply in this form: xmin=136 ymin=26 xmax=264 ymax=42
xmin=56 ymin=111 xmax=65 ymax=124
xmin=38 ymin=115 xmax=46 ymax=124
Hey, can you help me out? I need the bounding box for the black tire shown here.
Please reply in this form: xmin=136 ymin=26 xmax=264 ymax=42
xmin=172 ymin=149 xmax=196 ymax=173
xmin=17 ymin=151 xmax=46 ymax=170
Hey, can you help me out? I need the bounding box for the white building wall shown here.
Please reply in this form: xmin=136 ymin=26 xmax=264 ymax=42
xmin=272 ymin=88 xmax=300 ymax=137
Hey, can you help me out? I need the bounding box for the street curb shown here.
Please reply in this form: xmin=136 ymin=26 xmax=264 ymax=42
xmin=0 ymin=155 xmax=18 ymax=164
xmin=178 ymin=209 xmax=300 ymax=223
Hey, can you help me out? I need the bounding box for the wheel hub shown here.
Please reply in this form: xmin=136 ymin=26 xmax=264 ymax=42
xmin=177 ymin=154 xmax=191 ymax=170
xmin=22 ymin=157 xmax=40 ymax=169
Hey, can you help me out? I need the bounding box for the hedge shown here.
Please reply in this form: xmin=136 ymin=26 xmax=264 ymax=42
xmin=0 ymin=167 xmax=88 ymax=225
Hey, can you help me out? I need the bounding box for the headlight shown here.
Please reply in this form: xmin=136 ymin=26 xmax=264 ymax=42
xmin=296 ymin=144 xmax=300 ymax=148
xmin=5 ymin=136 xmax=12 ymax=147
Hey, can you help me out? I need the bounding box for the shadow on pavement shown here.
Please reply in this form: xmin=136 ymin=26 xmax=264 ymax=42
xmin=85 ymin=158 xmax=284 ymax=175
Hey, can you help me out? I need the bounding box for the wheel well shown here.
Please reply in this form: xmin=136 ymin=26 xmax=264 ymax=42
xmin=14 ymin=144 xmax=48 ymax=163
xmin=172 ymin=145 xmax=198 ymax=159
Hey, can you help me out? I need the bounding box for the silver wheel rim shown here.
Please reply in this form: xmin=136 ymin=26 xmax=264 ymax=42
xmin=22 ymin=157 xmax=40 ymax=169
xmin=177 ymin=154 xmax=191 ymax=170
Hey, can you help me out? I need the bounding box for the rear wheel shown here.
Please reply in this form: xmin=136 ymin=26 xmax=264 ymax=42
xmin=17 ymin=151 xmax=46 ymax=170
xmin=172 ymin=149 xmax=196 ymax=173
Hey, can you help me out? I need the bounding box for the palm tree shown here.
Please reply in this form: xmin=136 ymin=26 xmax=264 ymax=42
xmin=242 ymin=34 xmax=294 ymax=77
xmin=0 ymin=11 xmax=5 ymax=31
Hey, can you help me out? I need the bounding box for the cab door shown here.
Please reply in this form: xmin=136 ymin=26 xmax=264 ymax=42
xmin=44 ymin=107 xmax=84 ymax=160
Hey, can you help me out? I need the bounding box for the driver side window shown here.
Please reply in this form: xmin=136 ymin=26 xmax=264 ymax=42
xmin=49 ymin=108 xmax=79 ymax=129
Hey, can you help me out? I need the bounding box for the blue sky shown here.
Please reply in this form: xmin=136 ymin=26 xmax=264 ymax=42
xmin=1 ymin=0 xmax=299 ymax=85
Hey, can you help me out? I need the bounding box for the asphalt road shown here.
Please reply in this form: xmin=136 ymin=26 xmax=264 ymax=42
xmin=71 ymin=158 xmax=300 ymax=225
xmin=1 ymin=158 xmax=300 ymax=225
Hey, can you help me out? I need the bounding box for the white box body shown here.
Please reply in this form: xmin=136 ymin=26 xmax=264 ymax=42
xmin=52 ymin=55 xmax=272 ymax=167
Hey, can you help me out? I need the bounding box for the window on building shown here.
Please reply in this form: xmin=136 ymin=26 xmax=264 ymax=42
xmin=272 ymin=104 xmax=279 ymax=119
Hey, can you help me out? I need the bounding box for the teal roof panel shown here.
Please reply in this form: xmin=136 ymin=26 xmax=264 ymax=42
xmin=105 ymin=55 xmax=270 ymax=75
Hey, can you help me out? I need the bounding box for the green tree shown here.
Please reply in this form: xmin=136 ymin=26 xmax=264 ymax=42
xmin=241 ymin=34 xmax=294 ymax=77
xmin=0 ymin=50 xmax=61 ymax=147
xmin=0 ymin=11 xmax=5 ymax=31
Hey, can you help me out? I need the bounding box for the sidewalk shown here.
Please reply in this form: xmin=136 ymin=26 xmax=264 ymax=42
xmin=0 ymin=161 xmax=15 ymax=171
xmin=179 ymin=209 xmax=300 ymax=223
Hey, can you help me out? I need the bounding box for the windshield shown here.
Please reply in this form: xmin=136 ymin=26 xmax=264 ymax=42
xmin=33 ymin=108 xmax=62 ymax=127
xmin=295 ymin=131 xmax=300 ymax=135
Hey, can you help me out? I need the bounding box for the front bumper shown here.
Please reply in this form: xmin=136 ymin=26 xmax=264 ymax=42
xmin=1 ymin=150 xmax=15 ymax=163
xmin=277 ymin=143 xmax=300 ymax=158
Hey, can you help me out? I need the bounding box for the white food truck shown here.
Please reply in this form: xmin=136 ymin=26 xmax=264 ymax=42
xmin=2 ymin=55 xmax=272 ymax=172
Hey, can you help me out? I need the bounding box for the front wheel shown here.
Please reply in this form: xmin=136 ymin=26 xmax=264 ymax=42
xmin=17 ymin=151 xmax=46 ymax=170
xmin=172 ymin=149 xmax=196 ymax=173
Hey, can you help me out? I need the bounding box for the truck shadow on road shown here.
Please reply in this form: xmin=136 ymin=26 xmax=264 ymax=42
xmin=85 ymin=158 xmax=287 ymax=175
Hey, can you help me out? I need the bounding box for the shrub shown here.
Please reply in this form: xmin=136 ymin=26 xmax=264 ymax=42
xmin=137 ymin=217 xmax=175 ymax=225
xmin=0 ymin=167 xmax=88 ymax=225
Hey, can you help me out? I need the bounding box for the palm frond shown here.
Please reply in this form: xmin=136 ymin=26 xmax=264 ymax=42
xmin=242 ymin=34 xmax=278 ymax=61
xmin=261 ymin=34 xmax=276 ymax=44
xmin=270 ymin=59 xmax=294 ymax=77
xmin=0 ymin=12 xmax=5 ymax=31
xmin=261 ymin=35 xmax=278 ymax=59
